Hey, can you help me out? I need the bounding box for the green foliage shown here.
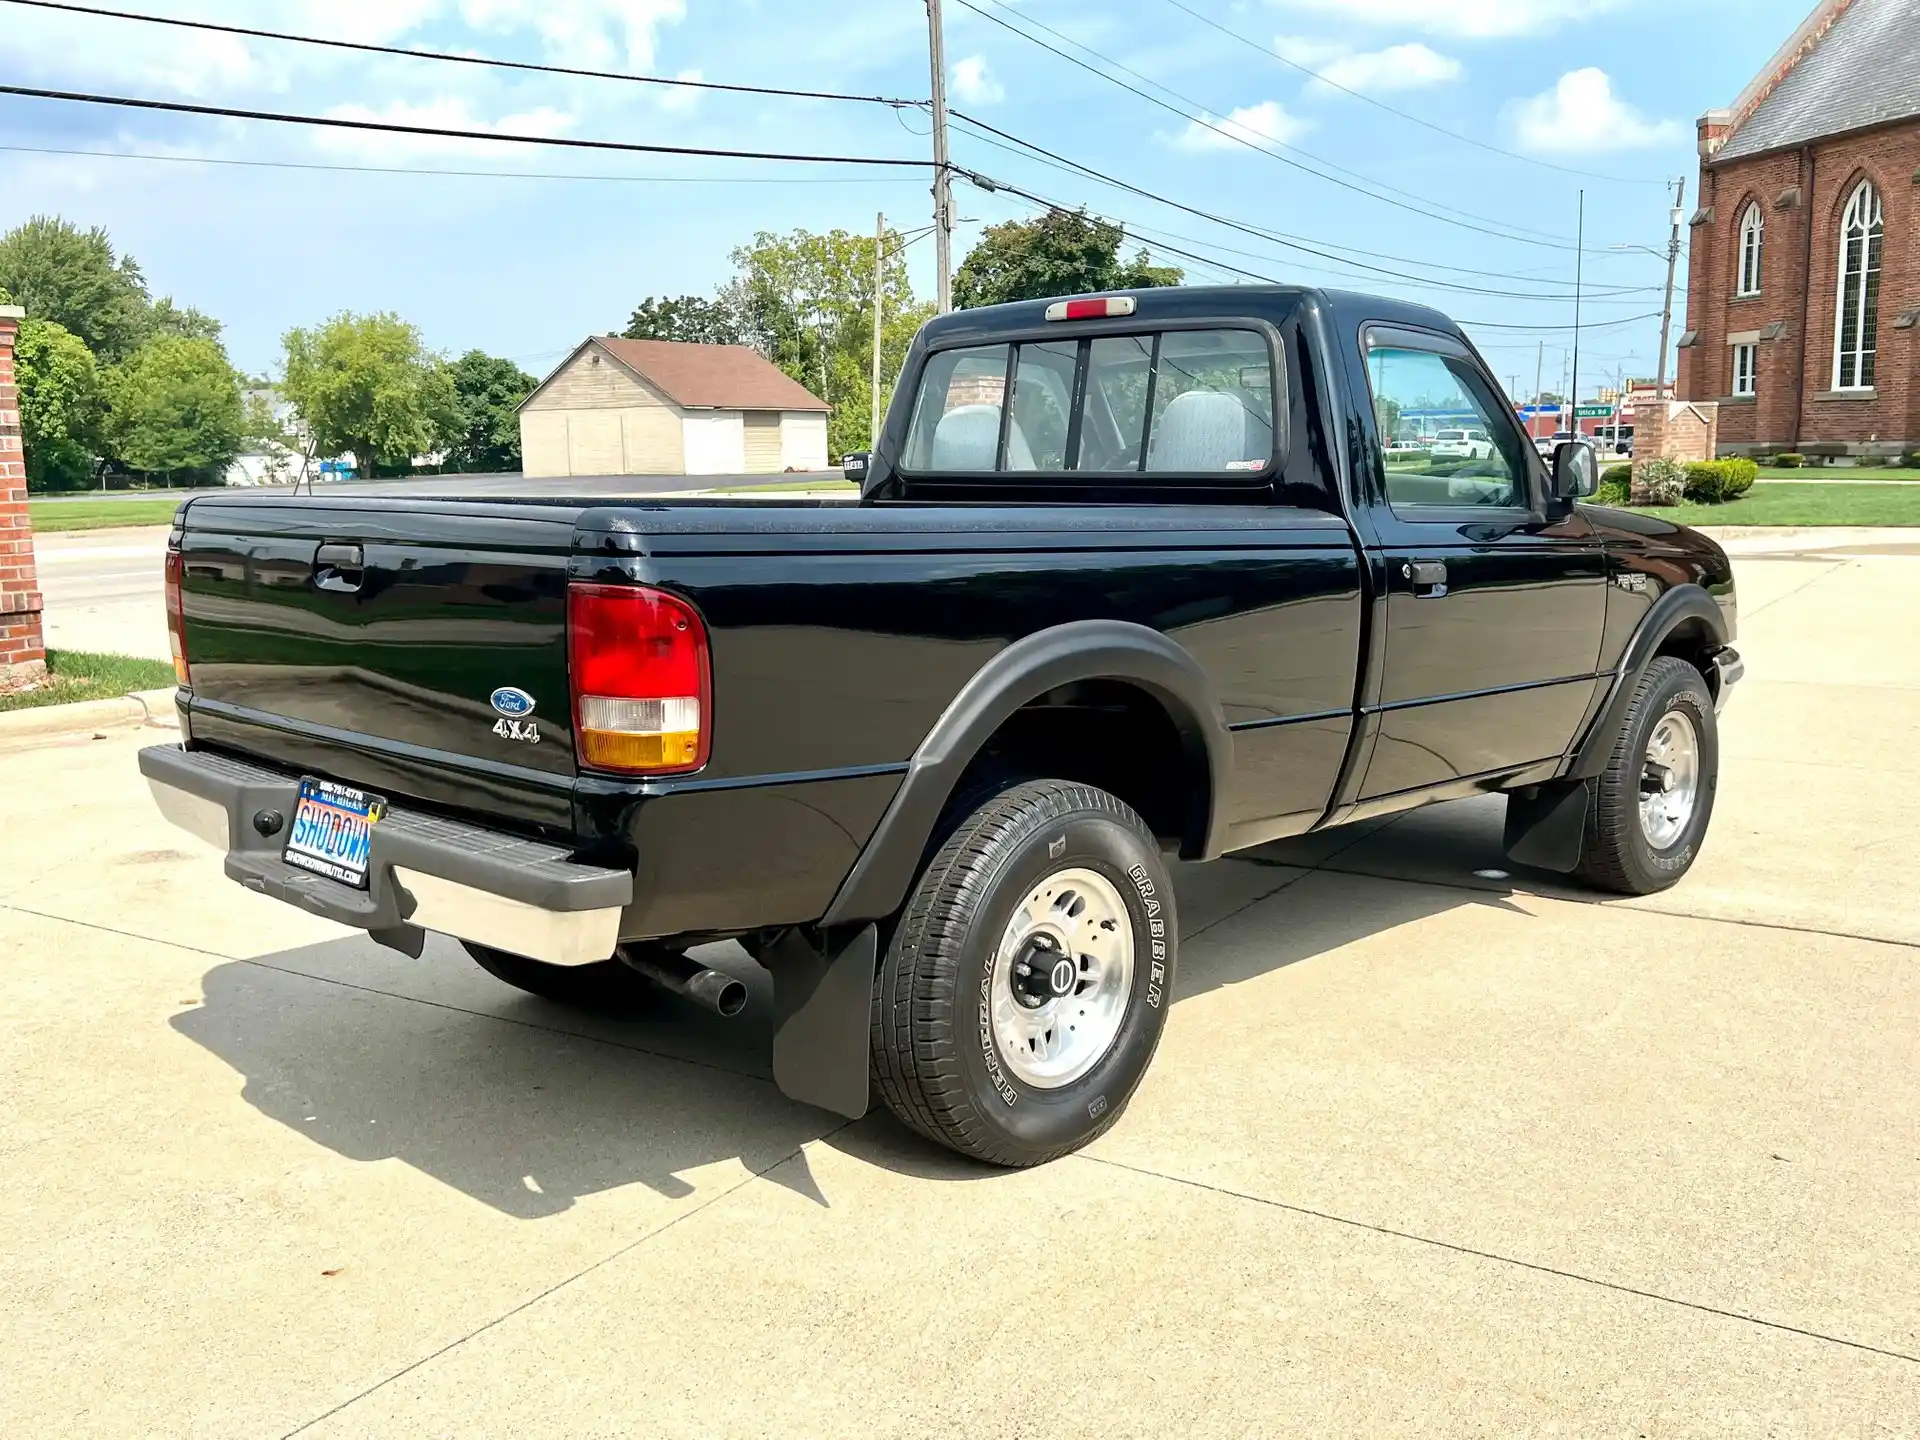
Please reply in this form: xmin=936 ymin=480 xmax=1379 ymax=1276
xmin=1600 ymin=463 xmax=1632 ymax=489
xmin=281 ymin=312 xmax=457 ymax=477
xmin=0 ymin=649 xmax=176 ymax=713
xmin=29 ymin=496 xmax=184 ymax=532
xmin=104 ymin=336 xmax=245 ymax=481
xmin=13 ymin=318 xmax=102 ymax=491
xmin=436 ymin=350 xmax=536 ymax=473
xmin=623 ymin=294 xmax=744 ymax=345
xmin=1595 ymin=479 xmax=1630 ymax=506
xmin=1632 ymin=456 xmax=1688 ymax=507
xmin=1901 ymin=450 xmax=1920 ymax=470
xmin=1674 ymin=458 xmax=1757 ymax=503
xmin=148 ymin=297 xmax=223 ymax=342
xmin=0 ymin=216 xmax=151 ymax=362
xmin=953 ymin=209 xmax=1182 ymax=309
xmin=1772 ymin=451 xmax=1804 ymax=468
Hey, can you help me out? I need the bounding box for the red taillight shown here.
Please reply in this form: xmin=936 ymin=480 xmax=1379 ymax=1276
xmin=164 ymin=548 xmax=189 ymax=686
xmin=1045 ymin=295 xmax=1138 ymax=322
xmin=567 ymin=583 xmax=711 ymax=775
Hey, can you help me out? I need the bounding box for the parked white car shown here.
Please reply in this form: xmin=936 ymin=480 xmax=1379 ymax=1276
xmin=1431 ymin=427 xmax=1493 ymax=460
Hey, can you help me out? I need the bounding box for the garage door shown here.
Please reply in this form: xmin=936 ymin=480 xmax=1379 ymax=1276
xmin=743 ymin=411 xmax=782 ymax=473
xmin=568 ymin=412 xmax=624 ymax=476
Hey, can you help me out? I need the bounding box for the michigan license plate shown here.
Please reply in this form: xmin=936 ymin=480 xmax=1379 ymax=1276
xmin=283 ymin=778 xmax=385 ymax=889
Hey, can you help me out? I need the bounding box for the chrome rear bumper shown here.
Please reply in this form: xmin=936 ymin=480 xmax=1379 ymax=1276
xmin=138 ymin=744 xmax=632 ymax=967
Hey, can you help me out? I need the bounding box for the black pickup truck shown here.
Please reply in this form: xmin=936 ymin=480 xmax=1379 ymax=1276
xmin=142 ymin=285 xmax=1740 ymax=1166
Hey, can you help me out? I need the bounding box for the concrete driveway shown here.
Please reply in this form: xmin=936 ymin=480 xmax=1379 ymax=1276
xmin=3 ymin=547 xmax=1916 ymax=1436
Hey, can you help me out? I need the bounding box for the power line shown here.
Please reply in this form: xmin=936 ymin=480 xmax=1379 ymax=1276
xmin=0 ymin=0 xmax=925 ymax=109
xmin=0 ymin=84 xmax=932 ymax=167
xmin=1154 ymin=0 xmax=1663 ymax=188
xmin=0 ymin=141 xmax=923 ymax=185
xmin=951 ymin=0 xmax=1582 ymax=251
xmin=949 ymin=114 xmax=1656 ymax=302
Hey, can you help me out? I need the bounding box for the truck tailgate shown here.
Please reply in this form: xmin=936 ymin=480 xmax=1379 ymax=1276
xmin=176 ymin=497 xmax=585 ymax=836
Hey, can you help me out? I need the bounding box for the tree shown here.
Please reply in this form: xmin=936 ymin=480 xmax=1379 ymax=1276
xmin=0 ymin=216 xmax=151 ymax=362
xmin=726 ymin=226 xmax=932 ymax=458
xmin=104 ymin=336 xmax=245 ymax=483
xmin=149 ymin=297 xmax=223 ymax=342
xmin=13 ymin=318 xmax=102 ymax=491
xmin=623 ymin=294 xmax=744 ymax=345
xmin=436 ymin=350 xmax=536 ymax=473
xmin=281 ymin=312 xmax=457 ymax=478
xmin=953 ymin=210 xmax=1183 ymax=310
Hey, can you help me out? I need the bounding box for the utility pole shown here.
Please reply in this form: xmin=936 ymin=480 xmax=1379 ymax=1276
xmin=872 ymin=211 xmax=886 ymax=447
xmin=1655 ymin=174 xmax=1686 ymax=395
xmin=1533 ymin=339 xmax=1544 ymax=428
xmin=925 ymin=0 xmax=954 ymax=313
xmin=1570 ymin=188 xmax=1584 ymax=439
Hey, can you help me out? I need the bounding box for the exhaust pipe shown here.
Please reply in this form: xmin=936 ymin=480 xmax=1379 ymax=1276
xmin=619 ymin=946 xmax=748 ymax=1018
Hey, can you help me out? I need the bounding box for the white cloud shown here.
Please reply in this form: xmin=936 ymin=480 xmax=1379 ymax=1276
xmin=315 ymin=98 xmax=578 ymax=160
xmin=1175 ymin=100 xmax=1309 ymax=152
xmin=656 ymin=69 xmax=704 ymax=113
xmin=950 ymin=55 xmax=1005 ymax=105
xmin=1509 ymin=68 xmax=1683 ymax=154
xmin=1271 ymin=0 xmax=1617 ymax=40
xmin=457 ymin=0 xmax=687 ymax=69
xmin=1276 ymin=37 xmax=1461 ymax=96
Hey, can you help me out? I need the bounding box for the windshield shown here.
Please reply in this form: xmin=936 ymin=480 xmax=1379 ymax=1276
xmin=1435 ymin=430 xmax=1466 ymax=441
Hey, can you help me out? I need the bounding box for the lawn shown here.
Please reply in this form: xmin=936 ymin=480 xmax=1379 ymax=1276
xmin=0 ymin=649 xmax=175 ymax=713
xmin=1622 ymin=482 xmax=1920 ymax=527
xmin=29 ymin=496 xmax=187 ymax=532
xmin=1757 ymin=465 xmax=1920 ymax=481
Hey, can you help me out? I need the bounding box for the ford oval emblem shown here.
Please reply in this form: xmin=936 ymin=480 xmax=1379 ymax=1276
xmin=490 ymin=687 xmax=536 ymax=718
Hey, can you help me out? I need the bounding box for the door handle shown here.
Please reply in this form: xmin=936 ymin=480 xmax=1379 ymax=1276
xmin=313 ymin=542 xmax=364 ymax=594
xmin=1402 ymin=560 xmax=1449 ymax=598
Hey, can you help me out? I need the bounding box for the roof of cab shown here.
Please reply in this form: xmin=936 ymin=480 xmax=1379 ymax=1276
xmin=916 ymin=284 xmax=1465 ymax=346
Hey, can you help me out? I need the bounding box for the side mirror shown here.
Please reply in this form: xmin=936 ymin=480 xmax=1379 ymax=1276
xmin=842 ymin=450 xmax=871 ymax=483
xmin=1552 ymin=439 xmax=1599 ymax=500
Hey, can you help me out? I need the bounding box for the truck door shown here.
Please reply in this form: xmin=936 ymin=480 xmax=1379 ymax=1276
xmin=1352 ymin=328 xmax=1607 ymax=802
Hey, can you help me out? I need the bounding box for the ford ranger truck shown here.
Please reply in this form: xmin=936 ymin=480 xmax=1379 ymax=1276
xmin=141 ymin=286 xmax=1740 ymax=1167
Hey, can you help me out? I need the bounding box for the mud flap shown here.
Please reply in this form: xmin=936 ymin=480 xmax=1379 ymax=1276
xmin=1503 ymin=780 xmax=1590 ymax=873
xmin=767 ymin=924 xmax=877 ymax=1119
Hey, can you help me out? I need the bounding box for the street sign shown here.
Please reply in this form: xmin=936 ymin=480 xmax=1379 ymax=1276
xmin=1575 ymin=405 xmax=1614 ymax=419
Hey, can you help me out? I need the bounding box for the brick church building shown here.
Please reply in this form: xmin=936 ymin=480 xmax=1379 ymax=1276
xmin=1677 ymin=0 xmax=1919 ymax=459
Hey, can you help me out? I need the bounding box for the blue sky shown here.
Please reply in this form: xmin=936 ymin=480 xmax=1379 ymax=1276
xmin=0 ymin=0 xmax=1813 ymax=395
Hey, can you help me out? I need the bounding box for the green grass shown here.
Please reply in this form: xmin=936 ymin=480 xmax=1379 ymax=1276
xmin=0 ymin=649 xmax=175 ymax=713
xmin=29 ymin=496 xmax=186 ymax=532
xmin=1757 ymin=465 xmax=1920 ymax=481
xmin=711 ymin=478 xmax=859 ymax=495
xmin=1621 ymin=482 xmax=1920 ymax=527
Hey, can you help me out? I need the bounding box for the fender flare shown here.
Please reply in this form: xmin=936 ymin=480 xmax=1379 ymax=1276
xmin=819 ymin=620 xmax=1233 ymax=926
xmin=1566 ymin=582 xmax=1729 ymax=781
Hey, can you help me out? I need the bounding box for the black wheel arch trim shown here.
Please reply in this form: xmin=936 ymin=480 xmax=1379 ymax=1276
xmin=819 ymin=620 xmax=1233 ymax=926
xmin=1565 ymin=583 xmax=1728 ymax=781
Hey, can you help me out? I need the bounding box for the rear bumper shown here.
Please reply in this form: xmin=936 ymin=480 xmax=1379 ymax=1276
xmin=138 ymin=744 xmax=633 ymax=966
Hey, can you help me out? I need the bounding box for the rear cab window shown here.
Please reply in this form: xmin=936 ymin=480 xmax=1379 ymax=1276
xmin=901 ymin=327 xmax=1280 ymax=479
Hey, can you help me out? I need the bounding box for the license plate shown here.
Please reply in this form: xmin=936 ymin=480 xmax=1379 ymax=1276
xmin=283 ymin=778 xmax=386 ymax=890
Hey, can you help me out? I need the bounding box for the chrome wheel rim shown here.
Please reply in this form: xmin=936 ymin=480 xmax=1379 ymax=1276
xmin=1639 ymin=710 xmax=1701 ymax=850
xmin=988 ymin=867 xmax=1134 ymax=1089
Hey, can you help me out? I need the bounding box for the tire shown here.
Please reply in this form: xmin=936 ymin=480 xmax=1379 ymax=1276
xmin=870 ymin=779 xmax=1176 ymax=1167
xmin=462 ymin=941 xmax=660 ymax=1010
xmin=1575 ymin=656 xmax=1719 ymax=895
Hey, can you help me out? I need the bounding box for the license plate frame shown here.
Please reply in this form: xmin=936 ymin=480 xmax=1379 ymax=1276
xmin=283 ymin=778 xmax=386 ymax=890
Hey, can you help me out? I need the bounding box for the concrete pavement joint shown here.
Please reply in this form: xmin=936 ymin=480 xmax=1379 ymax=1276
xmin=1080 ymin=1154 xmax=1920 ymax=1367
xmin=278 ymin=1128 xmax=857 ymax=1439
xmin=1185 ymin=817 xmax=1415 ymax=945
xmin=0 ymin=899 xmax=776 ymax=1086
xmin=1739 ymin=558 xmax=1848 ymax=619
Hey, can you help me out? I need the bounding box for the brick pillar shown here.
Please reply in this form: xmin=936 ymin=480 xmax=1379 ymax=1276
xmin=0 ymin=305 xmax=47 ymax=684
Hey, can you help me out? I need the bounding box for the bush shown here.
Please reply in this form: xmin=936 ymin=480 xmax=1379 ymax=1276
xmin=1595 ymin=479 xmax=1630 ymax=506
xmin=1601 ymin=463 xmax=1631 ymax=489
xmin=1901 ymin=450 xmax=1920 ymax=470
xmin=1681 ymin=457 xmax=1759 ymax=503
xmin=1773 ymin=452 xmax=1805 ymax=468
xmin=1631 ymin=456 xmax=1688 ymax=507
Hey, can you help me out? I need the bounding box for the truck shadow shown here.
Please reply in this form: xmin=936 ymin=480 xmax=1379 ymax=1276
xmin=171 ymin=805 xmax=1541 ymax=1214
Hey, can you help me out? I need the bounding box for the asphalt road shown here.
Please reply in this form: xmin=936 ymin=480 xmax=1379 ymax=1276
xmin=3 ymin=537 xmax=1918 ymax=1436
xmin=34 ymin=528 xmax=171 ymax=661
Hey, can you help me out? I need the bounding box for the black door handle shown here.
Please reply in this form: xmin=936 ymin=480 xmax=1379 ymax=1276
xmin=1402 ymin=560 xmax=1449 ymax=598
xmin=313 ymin=542 xmax=364 ymax=594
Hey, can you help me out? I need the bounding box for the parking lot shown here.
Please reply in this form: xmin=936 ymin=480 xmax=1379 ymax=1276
xmin=4 ymin=538 xmax=1917 ymax=1436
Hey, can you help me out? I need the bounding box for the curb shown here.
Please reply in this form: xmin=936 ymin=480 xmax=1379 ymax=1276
xmin=0 ymin=686 xmax=180 ymax=744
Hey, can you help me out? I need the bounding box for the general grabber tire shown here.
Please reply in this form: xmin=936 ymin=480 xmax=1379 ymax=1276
xmin=870 ymin=779 xmax=1176 ymax=1167
xmin=462 ymin=942 xmax=659 ymax=1010
xmin=1575 ymin=655 xmax=1719 ymax=896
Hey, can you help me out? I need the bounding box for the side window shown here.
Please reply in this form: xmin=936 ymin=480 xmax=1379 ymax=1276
xmin=1146 ymin=331 xmax=1273 ymax=473
xmin=1078 ymin=335 xmax=1154 ymax=472
xmin=1366 ymin=343 xmax=1527 ymax=510
xmin=903 ymin=343 xmax=1009 ymax=471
